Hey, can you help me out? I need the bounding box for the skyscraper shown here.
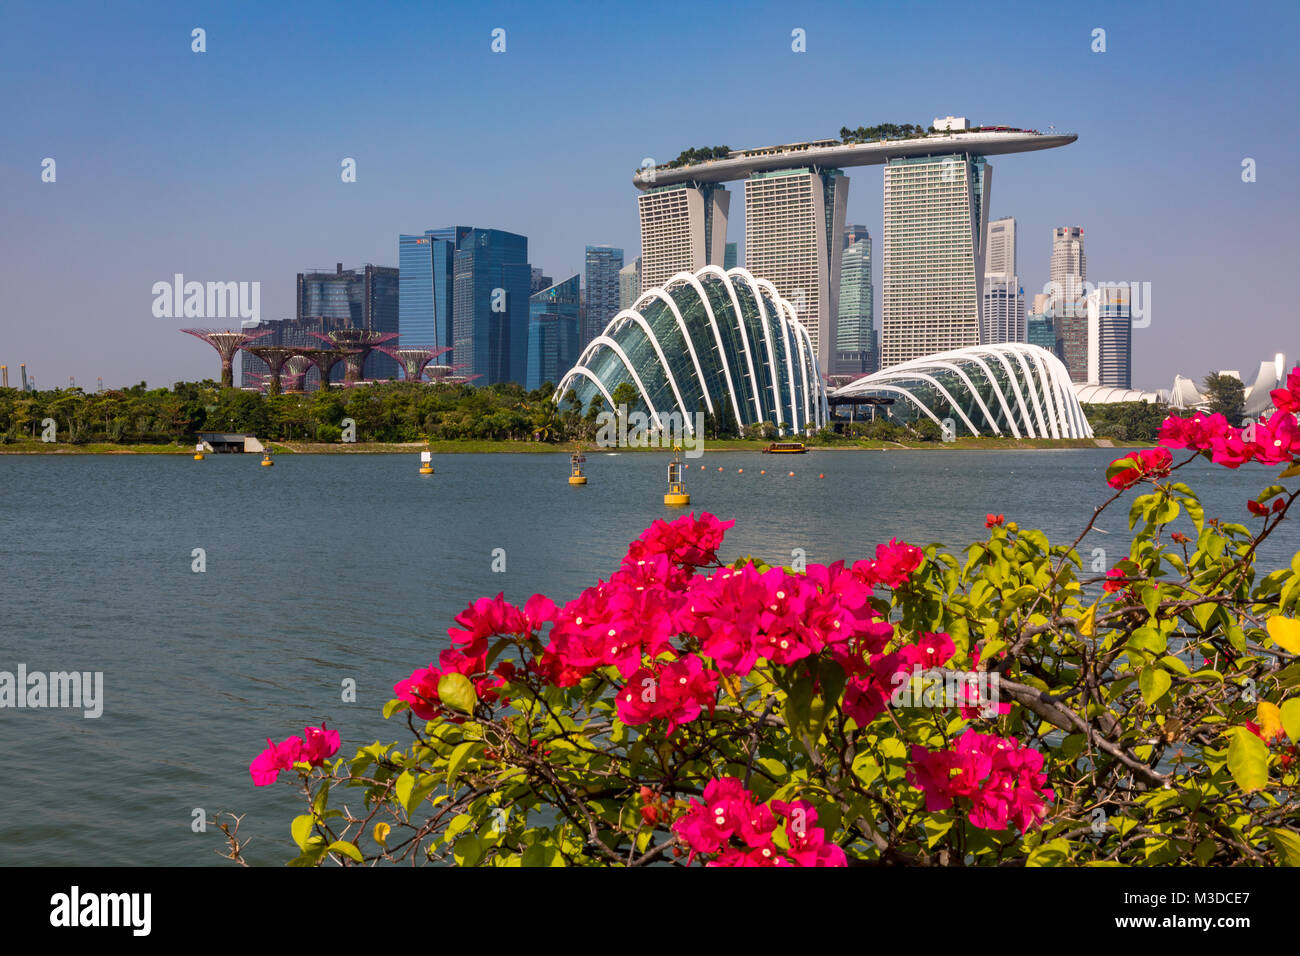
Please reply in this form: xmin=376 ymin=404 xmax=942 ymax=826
xmin=399 ymin=227 xmax=470 ymax=363
xmin=985 ymin=216 xmax=1016 ymax=276
xmin=724 ymin=242 xmax=738 ymax=269
xmin=981 ymin=278 xmax=1026 ymax=344
xmin=527 ymin=274 xmax=581 ymax=391
xmin=981 ymin=217 xmax=1024 ymax=344
xmin=1050 ymin=226 xmax=1088 ymax=381
xmin=451 ymin=229 xmax=531 ymax=386
xmin=881 ymin=154 xmax=991 ymax=367
xmin=743 ymin=168 xmax=849 ymax=372
xmin=583 ymin=245 xmax=624 ymax=349
xmin=1026 ymin=311 xmax=1057 ymax=355
xmin=1087 ymin=285 xmax=1132 ymax=387
xmin=618 ymin=257 xmax=641 ymax=311
xmin=637 ymin=183 xmax=730 ymax=290
xmin=530 ymin=268 xmax=553 ymax=294
xmin=835 ymin=226 xmax=875 ymax=375
xmin=297 ymin=263 xmax=399 ymax=379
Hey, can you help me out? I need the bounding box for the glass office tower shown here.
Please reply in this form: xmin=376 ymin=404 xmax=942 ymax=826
xmin=527 ymin=274 xmax=581 ymax=391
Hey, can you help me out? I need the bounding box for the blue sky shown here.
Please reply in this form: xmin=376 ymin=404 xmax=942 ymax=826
xmin=2 ymin=0 xmax=1297 ymax=390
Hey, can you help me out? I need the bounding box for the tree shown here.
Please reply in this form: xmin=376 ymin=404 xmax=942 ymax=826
xmin=1203 ymin=373 xmax=1246 ymax=425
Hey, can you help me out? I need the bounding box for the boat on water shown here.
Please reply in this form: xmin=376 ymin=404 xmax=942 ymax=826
xmin=762 ymin=441 xmax=807 ymax=454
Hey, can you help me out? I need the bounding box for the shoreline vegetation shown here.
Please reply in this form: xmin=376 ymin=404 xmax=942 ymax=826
xmin=0 ymin=436 xmax=1144 ymax=455
xmin=0 ymin=379 xmax=1166 ymax=454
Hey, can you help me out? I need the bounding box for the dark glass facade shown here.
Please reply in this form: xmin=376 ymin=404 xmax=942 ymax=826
xmin=296 ymin=264 xmax=399 ymax=380
xmin=452 ymin=229 xmax=531 ymax=386
xmin=583 ymin=245 xmax=624 ymax=350
xmin=527 ymin=275 xmax=581 ymax=391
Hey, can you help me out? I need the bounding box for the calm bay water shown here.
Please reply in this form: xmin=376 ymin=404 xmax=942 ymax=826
xmin=0 ymin=448 xmax=1295 ymax=865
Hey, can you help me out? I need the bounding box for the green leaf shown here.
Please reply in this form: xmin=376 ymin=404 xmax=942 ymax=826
xmin=328 ymin=840 xmax=364 ymax=863
xmin=1268 ymin=828 xmax=1300 ymax=866
xmin=1226 ymin=727 xmax=1270 ymax=791
xmin=521 ymin=843 xmax=563 ymax=867
xmin=1026 ymin=837 xmax=1070 ymax=867
xmin=437 ymin=672 xmax=478 ymax=713
xmin=783 ymin=675 xmax=814 ymax=733
xmin=454 ymin=834 xmax=486 ymax=867
xmin=382 ymin=697 xmax=409 ymax=719
xmin=291 ymin=814 xmax=315 ymax=851
xmin=394 ymin=770 xmax=414 ymax=815
xmin=407 ymin=773 xmax=440 ymax=815
xmin=1280 ymin=698 xmax=1300 ymax=744
xmin=1139 ymin=667 xmax=1172 ymax=707
xmin=447 ymin=741 xmax=483 ymax=789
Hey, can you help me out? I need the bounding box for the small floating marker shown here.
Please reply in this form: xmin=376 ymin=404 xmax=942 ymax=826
xmin=738 ymin=468 xmax=743 ymax=474
xmin=664 ymin=446 xmax=690 ymax=506
xmin=261 ymin=453 xmax=274 ymax=467
xmin=419 ymin=450 xmax=434 ymax=475
xmin=718 ymin=466 xmax=723 ymax=471
xmin=568 ymin=448 xmax=588 ymax=485
xmin=819 ymin=473 xmax=824 ymax=479
xmin=193 ymin=442 xmax=204 ymax=461
xmin=760 ymin=469 xmax=766 ymax=475
xmin=788 ymin=471 xmax=794 ymax=477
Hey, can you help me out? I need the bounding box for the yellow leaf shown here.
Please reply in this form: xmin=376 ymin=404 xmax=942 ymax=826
xmin=373 ymin=822 xmax=391 ymax=846
xmin=1257 ymin=701 xmax=1284 ymax=743
xmin=1079 ymin=602 xmax=1098 ymax=638
xmin=1267 ymin=617 xmax=1300 ymax=654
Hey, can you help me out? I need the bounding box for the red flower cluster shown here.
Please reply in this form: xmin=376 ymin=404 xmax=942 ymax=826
xmin=1270 ymin=368 xmax=1300 ymax=415
xmin=1107 ymin=447 xmax=1173 ymax=491
xmin=616 ymin=654 xmax=719 ymax=734
xmin=1157 ymin=396 xmax=1300 ymax=469
xmin=1247 ymin=496 xmax=1287 ymax=518
xmin=249 ymin=723 xmax=340 ymax=786
xmin=671 ymin=778 xmax=846 ymax=866
xmin=395 ymin=593 xmax=551 ymax=719
xmin=985 ymin=513 xmax=1005 ymax=528
xmin=907 ymin=728 xmax=1054 ymax=832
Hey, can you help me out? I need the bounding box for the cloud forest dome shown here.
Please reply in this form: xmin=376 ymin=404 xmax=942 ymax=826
xmin=557 ymin=266 xmax=829 ymax=436
xmin=833 ymin=343 xmax=1094 ymax=439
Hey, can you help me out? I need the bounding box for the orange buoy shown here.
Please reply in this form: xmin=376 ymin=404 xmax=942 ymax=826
xmin=738 ymin=468 xmax=743 ymax=473
xmin=819 ymin=473 xmax=824 ymax=478
xmin=788 ymin=471 xmax=794 ymax=476
xmin=760 ymin=470 xmax=766 ymax=475
xmin=718 ymin=466 xmax=723 ymax=471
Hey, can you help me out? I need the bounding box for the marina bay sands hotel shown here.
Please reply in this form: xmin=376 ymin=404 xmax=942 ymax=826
xmin=632 ymin=118 xmax=1076 ymax=373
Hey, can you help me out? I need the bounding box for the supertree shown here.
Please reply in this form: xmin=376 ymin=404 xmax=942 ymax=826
xmin=376 ymin=346 xmax=452 ymax=382
xmin=281 ymin=355 xmax=312 ymax=393
xmin=298 ymin=348 xmax=356 ymax=391
xmin=240 ymin=345 xmax=300 ymax=396
xmin=425 ymin=363 xmax=482 ymax=386
xmin=309 ymin=330 xmax=399 ymax=383
xmin=181 ymin=328 xmax=271 ymax=387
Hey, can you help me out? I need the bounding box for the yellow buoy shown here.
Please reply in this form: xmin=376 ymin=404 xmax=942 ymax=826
xmin=193 ymin=452 xmax=204 ymax=460
xmin=568 ymin=449 xmax=588 ymax=485
xmin=419 ymin=450 xmax=433 ymax=475
xmin=664 ymin=447 xmax=690 ymax=506
xmin=419 ymin=464 xmax=434 ymax=475
xmin=261 ymin=453 xmax=274 ymax=467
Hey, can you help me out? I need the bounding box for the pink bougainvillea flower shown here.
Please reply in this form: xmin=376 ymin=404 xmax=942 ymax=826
xmin=1270 ymin=369 xmax=1300 ymax=415
xmin=907 ymin=729 xmax=1053 ymax=833
xmin=249 ymin=735 xmax=305 ymax=786
xmin=300 ymin=722 xmax=340 ymax=766
xmin=1157 ymin=412 xmax=1230 ymax=451
xmin=1253 ymin=412 xmax=1300 ymax=466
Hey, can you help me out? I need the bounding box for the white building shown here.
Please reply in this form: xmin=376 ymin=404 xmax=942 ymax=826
xmin=637 ymin=184 xmax=730 ymax=292
xmin=743 ymin=168 xmax=849 ymax=372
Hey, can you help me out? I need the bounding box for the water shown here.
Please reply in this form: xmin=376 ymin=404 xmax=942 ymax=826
xmin=0 ymin=449 xmax=1294 ymax=865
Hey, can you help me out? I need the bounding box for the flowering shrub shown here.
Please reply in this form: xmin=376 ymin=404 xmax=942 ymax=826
xmin=238 ymin=377 xmax=1300 ymax=866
